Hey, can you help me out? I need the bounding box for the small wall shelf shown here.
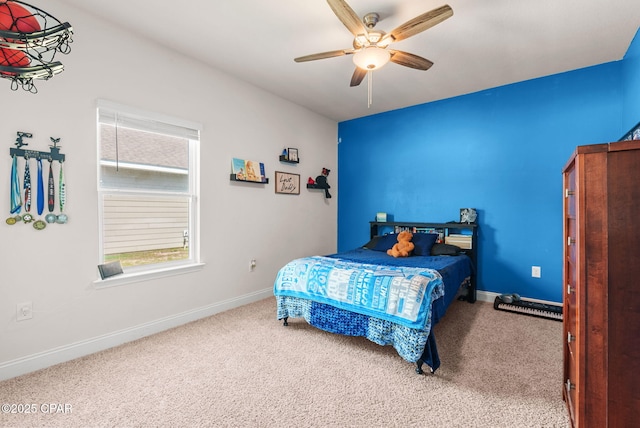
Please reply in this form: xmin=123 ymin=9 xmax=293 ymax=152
xmin=279 ymin=155 xmax=299 ymax=164
xmin=230 ymin=174 xmax=269 ymax=184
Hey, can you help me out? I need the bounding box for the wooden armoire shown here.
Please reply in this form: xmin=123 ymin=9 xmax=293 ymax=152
xmin=562 ymin=141 xmax=640 ymax=427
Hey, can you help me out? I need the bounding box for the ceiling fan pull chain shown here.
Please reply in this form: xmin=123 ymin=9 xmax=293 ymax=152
xmin=367 ymin=70 xmax=373 ymax=108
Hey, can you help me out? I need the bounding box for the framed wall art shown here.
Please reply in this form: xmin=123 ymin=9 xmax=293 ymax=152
xmin=275 ymin=171 xmax=300 ymax=195
xmin=230 ymin=157 xmax=268 ymax=183
xmin=287 ymin=148 xmax=299 ymax=162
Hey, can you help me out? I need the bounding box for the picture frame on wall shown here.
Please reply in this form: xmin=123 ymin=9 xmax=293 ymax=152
xmin=460 ymin=208 xmax=478 ymax=223
xmin=275 ymin=171 xmax=300 ymax=195
xmin=231 ymin=157 xmax=267 ymax=183
xmin=287 ymin=148 xmax=298 ymax=162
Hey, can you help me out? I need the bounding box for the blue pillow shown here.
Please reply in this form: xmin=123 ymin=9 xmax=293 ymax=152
xmin=371 ymin=234 xmax=399 ymax=252
xmin=412 ymin=233 xmax=439 ymax=256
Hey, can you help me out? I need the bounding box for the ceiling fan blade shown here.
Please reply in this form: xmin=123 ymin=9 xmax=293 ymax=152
xmin=389 ymin=50 xmax=434 ymax=71
xmin=387 ymin=4 xmax=453 ymax=43
xmin=327 ymin=0 xmax=367 ymax=37
xmin=350 ymin=67 xmax=366 ymax=87
xmin=294 ymin=49 xmax=354 ymax=62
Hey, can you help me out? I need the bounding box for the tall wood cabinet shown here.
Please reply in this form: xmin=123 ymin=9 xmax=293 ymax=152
xmin=562 ymin=141 xmax=640 ymax=427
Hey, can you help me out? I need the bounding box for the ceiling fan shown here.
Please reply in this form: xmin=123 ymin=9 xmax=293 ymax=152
xmin=294 ymin=0 xmax=453 ymax=88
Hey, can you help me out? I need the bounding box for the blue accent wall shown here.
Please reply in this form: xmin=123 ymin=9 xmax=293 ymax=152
xmin=623 ymin=28 xmax=640 ymax=133
xmin=337 ymin=61 xmax=628 ymax=303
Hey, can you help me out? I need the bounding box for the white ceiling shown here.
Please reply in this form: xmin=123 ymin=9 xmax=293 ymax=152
xmin=61 ymin=0 xmax=640 ymax=122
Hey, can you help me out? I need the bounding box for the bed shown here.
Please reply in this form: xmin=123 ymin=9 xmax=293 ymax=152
xmin=274 ymin=221 xmax=478 ymax=374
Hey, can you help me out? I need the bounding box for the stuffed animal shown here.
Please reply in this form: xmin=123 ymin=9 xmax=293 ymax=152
xmin=387 ymin=231 xmax=415 ymax=258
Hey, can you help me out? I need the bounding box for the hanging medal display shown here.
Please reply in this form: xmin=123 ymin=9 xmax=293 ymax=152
xmin=7 ymin=132 xmax=66 ymax=230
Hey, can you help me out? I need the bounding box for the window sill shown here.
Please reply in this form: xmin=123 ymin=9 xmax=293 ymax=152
xmin=93 ymin=262 xmax=205 ymax=289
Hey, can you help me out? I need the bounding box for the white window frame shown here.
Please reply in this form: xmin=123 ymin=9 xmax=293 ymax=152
xmin=94 ymin=100 xmax=203 ymax=287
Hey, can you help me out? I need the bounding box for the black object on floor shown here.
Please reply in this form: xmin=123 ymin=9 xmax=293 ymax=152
xmin=493 ymin=295 xmax=563 ymax=321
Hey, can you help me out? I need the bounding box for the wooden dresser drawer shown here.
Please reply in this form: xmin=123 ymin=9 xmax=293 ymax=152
xmin=565 ymin=263 xmax=576 ymax=316
xmin=565 ymin=354 xmax=577 ymax=426
xmin=566 ymin=168 xmax=576 ymax=217
xmin=566 ymin=218 xmax=576 ymax=263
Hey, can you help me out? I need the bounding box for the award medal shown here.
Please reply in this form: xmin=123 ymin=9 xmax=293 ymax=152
xmin=47 ymin=160 xmax=56 ymax=212
xmin=24 ymin=157 xmax=31 ymax=213
xmin=36 ymin=158 xmax=44 ymax=216
xmin=56 ymin=161 xmax=67 ymax=224
xmin=23 ymin=158 xmax=33 ymax=224
xmin=45 ymin=160 xmax=56 ymax=223
xmin=34 ymin=158 xmax=45 ymax=230
xmin=7 ymin=155 xmax=22 ymax=225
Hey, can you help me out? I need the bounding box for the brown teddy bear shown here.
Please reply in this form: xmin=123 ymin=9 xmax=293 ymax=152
xmin=387 ymin=231 xmax=415 ymax=258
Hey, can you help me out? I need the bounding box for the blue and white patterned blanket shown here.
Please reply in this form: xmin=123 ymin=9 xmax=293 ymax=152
xmin=273 ymin=256 xmax=444 ymax=330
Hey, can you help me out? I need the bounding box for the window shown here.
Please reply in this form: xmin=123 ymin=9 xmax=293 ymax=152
xmin=97 ymin=100 xmax=201 ymax=282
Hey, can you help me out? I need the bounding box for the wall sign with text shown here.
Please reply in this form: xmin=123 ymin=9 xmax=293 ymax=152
xmin=275 ymin=171 xmax=300 ymax=195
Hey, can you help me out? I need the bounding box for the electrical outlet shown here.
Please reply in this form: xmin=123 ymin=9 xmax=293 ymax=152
xmin=17 ymin=301 xmax=33 ymax=321
xmin=532 ymin=266 xmax=541 ymax=278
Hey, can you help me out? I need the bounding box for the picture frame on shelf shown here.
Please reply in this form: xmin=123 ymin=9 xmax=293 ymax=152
xmin=376 ymin=212 xmax=387 ymax=222
xmin=231 ymin=157 xmax=268 ymax=183
xmin=460 ymin=208 xmax=478 ymax=223
xmin=275 ymin=171 xmax=300 ymax=195
xmin=287 ymin=148 xmax=299 ymax=162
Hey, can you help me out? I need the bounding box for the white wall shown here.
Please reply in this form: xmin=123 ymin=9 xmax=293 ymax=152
xmin=0 ymin=2 xmax=337 ymax=380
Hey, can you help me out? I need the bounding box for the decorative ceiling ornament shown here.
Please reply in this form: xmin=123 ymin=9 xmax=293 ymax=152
xmin=0 ymin=0 xmax=73 ymax=93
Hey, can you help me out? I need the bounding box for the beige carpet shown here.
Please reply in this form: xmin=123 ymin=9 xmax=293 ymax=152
xmin=0 ymin=297 xmax=569 ymax=427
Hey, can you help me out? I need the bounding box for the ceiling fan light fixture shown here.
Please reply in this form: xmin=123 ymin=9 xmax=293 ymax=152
xmin=377 ymin=35 xmax=393 ymax=48
xmin=354 ymin=34 xmax=369 ymax=47
xmin=352 ymin=46 xmax=390 ymax=70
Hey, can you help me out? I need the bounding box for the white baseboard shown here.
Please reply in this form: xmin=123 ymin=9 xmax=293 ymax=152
xmin=0 ymin=288 xmax=273 ymax=382
xmin=476 ymin=290 xmax=500 ymax=303
xmin=476 ymin=290 xmax=562 ymax=306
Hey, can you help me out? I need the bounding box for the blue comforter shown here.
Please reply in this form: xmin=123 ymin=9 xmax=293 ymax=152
xmin=274 ymin=249 xmax=472 ymax=369
xmin=273 ymin=256 xmax=444 ymax=329
xmin=327 ymin=248 xmax=472 ymax=325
